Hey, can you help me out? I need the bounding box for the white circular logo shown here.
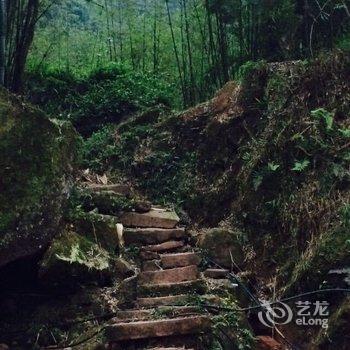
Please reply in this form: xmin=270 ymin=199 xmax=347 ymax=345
xmin=258 ymin=302 xmax=293 ymax=328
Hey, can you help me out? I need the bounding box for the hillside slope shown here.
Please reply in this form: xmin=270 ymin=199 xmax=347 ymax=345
xmin=84 ymin=52 xmax=350 ymax=348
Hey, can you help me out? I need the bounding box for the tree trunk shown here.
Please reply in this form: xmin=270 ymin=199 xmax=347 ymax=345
xmin=6 ymin=0 xmax=39 ymax=92
xmin=0 ymin=0 xmax=5 ymax=86
xmin=165 ymin=0 xmax=186 ymax=106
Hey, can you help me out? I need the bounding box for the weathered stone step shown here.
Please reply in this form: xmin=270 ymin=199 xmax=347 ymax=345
xmin=161 ymin=252 xmax=201 ymax=269
xmin=138 ymin=279 xmax=206 ymax=297
xmin=124 ymin=227 xmax=186 ymax=245
xmin=139 ymin=265 xmax=199 ymax=285
xmin=120 ymin=209 xmax=180 ymax=229
xmin=115 ymin=306 xmax=201 ymax=322
xmin=143 ymin=259 xmax=162 ymax=271
xmin=203 ymin=268 xmax=229 ymax=279
xmin=114 ymin=309 xmax=153 ymax=322
xmin=86 ymin=183 xmax=131 ymax=196
xmin=141 ymin=251 xmax=160 ymax=260
xmin=137 ymin=295 xmax=190 ymax=308
xmin=147 ymin=348 xmax=194 ymax=350
xmin=142 ymin=241 xmax=185 ymax=253
xmin=256 ymin=335 xmax=284 ymax=349
xmin=105 ymin=316 xmax=211 ymax=341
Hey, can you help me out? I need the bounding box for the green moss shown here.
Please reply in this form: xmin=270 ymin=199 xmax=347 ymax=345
xmin=284 ymin=204 xmax=350 ymax=293
xmin=69 ymin=210 xmax=121 ymax=253
xmin=39 ymin=230 xmax=112 ymax=286
xmin=266 ymin=72 xmax=291 ymax=111
xmin=42 ymin=231 xmax=109 ymax=269
xmin=68 ymin=187 xmax=135 ymax=216
xmin=0 ymin=88 xmax=78 ymax=266
xmin=237 ymin=60 xmax=267 ymax=83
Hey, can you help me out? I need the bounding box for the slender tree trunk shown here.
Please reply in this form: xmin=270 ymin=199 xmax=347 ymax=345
xmin=179 ymin=0 xmax=188 ymax=103
xmin=165 ymin=0 xmax=186 ymax=106
xmin=0 ymin=0 xmax=6 ymax=85
xmin=183 ymin=0 xmax=195 ymax=104
xmin=7 ymin=0 xmax=39 ymax=92
xmin=205 ymin=0 xmax=219 ymax=87
xmin=117 ymin=0 xmax=123 ymax=62
xmin=128 ymin=19 xmax=135 ymax=69
xmin=109 ymin=3 xmax=117 ymax=61
xmin=152 ymin=1 xmax=158 ymax=72
xmin=104 ymin=0 xmax=113 ymax=61
xmin=142 ymin=0 xmax=147 ymax=71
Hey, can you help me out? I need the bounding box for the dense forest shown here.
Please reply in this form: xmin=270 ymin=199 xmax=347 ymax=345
xmin=0 ymin=1 xmax=350 ymax=350
xmin=4 ymin=1 xmax=350 ymax=101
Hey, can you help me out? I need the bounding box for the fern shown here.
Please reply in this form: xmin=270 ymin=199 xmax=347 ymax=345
xmin=292 ymin=159 xmax=310 ymax=172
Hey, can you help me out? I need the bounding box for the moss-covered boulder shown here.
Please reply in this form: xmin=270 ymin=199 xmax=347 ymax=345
xmin=0 ymin=89 xmax=78 ymax=267
xmin=72 ymin=211 xmax=122 ymax=252
xmin=198 ymin=228 xmax=244 ymax=268
xmin=39 ymin=230 xmax=112 ymax=287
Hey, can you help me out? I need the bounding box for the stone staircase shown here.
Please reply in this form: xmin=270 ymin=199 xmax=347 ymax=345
xmin=104 ymin=199 xmax=214 ymax=350
xmin=83 ymin=183 xmax=286 ymax=350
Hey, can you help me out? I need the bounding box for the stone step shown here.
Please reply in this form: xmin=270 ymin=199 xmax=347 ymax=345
xmin=139 ymin=265 xmax=199 ymax=285
xmin=105 ymin=316 xmax=211 ymax=341
xmin=115 ymin=306 xmax=202 ymax=322
xmin=143 ymin=259 xmax=162 ymax=271
xmin=120 ymin=209 xmax=180 ymax=229
xmin=114 ymin=309 xmax=153 ymax=322
xmin=161 ymin=252 xmax=201 ymax=269
xmin=256 ymin=336 xmax=284 ymax=349
xmin=147 ymin=348 xmax=194 ymax=350
xmin=137 ymin=295 xmax=191 ymax=308
xmin=124 ymin=228 xmax=186 ymax=245
xmin=138 ymin=279 xmax=206 ymax=297
xmin=141 ymin=251 xmax=160 ymax=261
xmin=142 ymin=241 xmax=185 ymax=253
xmin=203 ymin=268 xmax=229 ymax=279
xmin=86 ymin=183 xmax=131 ymax=196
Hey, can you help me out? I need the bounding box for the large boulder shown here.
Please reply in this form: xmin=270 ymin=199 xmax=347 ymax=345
xmin=198 ymin=227 xmax=244 ymax=268
xmin=0 ymin=89 xmax=78 ymax=267
xmin=39 ymin=230 xmax=112 ymax=287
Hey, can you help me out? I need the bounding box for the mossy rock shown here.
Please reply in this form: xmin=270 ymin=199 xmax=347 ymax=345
xmin=39 ymin=230 xmax=112 ymax=287
xmin=198 ymin=228 xmax=244 ymax=268
xmin=72 ymin=211 xmax=121 ymax=253
xmin=73 ymin=187 xmax=151 ymax=215
xmin=0 ymin=88 xmax=79 ymax=267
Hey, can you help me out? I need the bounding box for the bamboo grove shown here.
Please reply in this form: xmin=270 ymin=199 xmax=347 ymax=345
xmin=3 ymin=0 xmax=350 ymax=105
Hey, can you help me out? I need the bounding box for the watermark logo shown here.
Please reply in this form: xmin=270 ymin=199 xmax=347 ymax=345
xmin=258 ymin=300 xmax=329 ymax=329
xmin=258 ymin=302 xmax=293 ymax=328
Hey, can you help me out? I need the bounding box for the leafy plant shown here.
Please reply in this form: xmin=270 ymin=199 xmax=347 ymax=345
xmin=292 ymin=159 xmax=310 ymax=172
xmin=253 ymin=174 xmax=263 ymax=191
xmin=267 ymin=162 xmax=280 ymax=171
xmin=339 ymin=128 xmax=350 ymax=138
xmin=311 ymin=108 xmax=334 ymax=130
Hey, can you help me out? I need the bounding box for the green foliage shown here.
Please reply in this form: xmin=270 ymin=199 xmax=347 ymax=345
xmin=252 ymin=173 xmax=263 ymax=191
xmin=27 ymin=0 xmax=350 ymax=107
xmin=80 ymin=125 xmax=117 ymax=170
xmin=42 ymin=230 xmax=111 ymax=272
xmin=311 ymin=108 xmax=334 ymax=130
xmin=237 ymin=60 xmax=266 ymax=83
xmin=67 ymin=187 xmax=134 ymax=220
xmin=211 ymin=297 xmax=254 ymax=350
xmin=339 ymin=128 xmax=350 ymax=138
xmin=292 ymin=159 xmax=310 ymax=172
xmin=26 ymin=64 xmax=176 ymax=134
xmin=267 ymin=162 xmax=280 ymax=172
xmin=336 ymin=33 xmax=350 ymax=51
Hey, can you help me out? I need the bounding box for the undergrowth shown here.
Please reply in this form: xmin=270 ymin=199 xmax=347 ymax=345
xmin=25 ymin=63 xmax=177 ymax=135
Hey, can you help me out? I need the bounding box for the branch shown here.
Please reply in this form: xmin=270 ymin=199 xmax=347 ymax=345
xmin=309 ymin=0 xmax=332 ymax=57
